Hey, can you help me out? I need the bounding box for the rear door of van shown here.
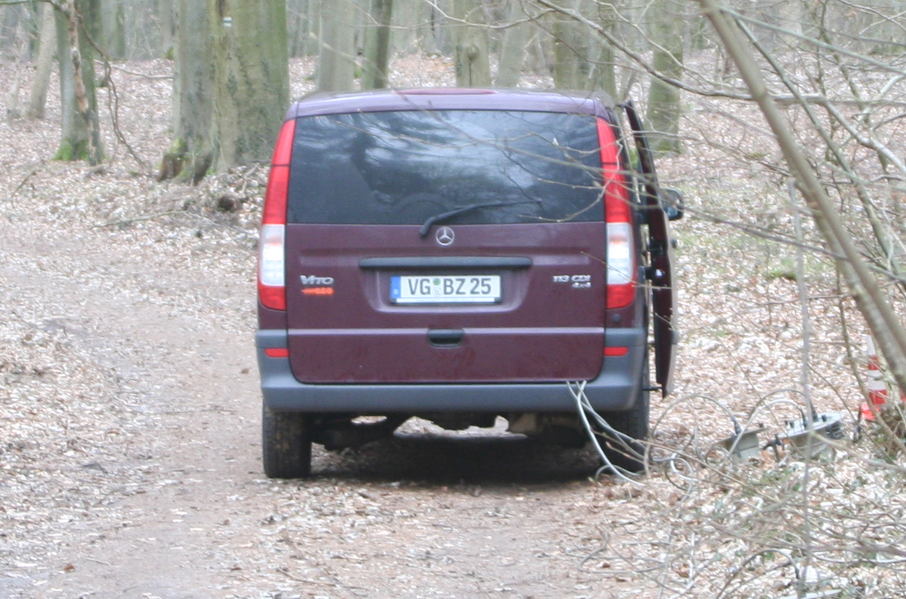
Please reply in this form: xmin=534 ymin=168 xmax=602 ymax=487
xmin=284 ymin=109 xmax=611 ymax=384
xmin=624 ymin=102 xmax=676 ymax=394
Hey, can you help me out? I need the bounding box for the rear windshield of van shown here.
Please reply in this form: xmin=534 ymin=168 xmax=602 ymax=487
xmin=287 ymin=110 xmax=604 ymax=225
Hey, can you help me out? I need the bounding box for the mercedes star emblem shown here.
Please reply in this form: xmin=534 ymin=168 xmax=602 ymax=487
xmin=435 ymin=226 xmax=455 ymax=247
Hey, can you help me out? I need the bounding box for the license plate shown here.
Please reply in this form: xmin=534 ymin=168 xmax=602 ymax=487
xmin=390 ymin=275 xmax=501 ymax=304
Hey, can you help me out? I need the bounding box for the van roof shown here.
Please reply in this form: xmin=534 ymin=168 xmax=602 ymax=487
xmin=286 ymin=88 xmax=617 ymax=120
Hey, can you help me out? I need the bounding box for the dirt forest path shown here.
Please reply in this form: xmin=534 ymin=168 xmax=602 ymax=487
xmin=0 ymin=181 xmax=648 ymax=598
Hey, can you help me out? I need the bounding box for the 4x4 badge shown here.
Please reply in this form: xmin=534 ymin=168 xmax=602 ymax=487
xmin=435 ymin=226 xmax=455 ymax=246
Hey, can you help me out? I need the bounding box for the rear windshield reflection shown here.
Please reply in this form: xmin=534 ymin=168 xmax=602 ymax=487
xmin=288 ymin=110 xmax=605 ymax=225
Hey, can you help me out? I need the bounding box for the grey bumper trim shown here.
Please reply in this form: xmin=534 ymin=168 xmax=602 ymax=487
xmin=256 ymin=328 xmax=646 ymax=413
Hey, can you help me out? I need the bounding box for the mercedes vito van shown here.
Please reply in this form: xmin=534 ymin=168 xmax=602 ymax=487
xmin=256 ymin=89 xmax=678 ymax=478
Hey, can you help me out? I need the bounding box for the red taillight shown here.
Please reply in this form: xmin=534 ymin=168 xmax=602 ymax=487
xmin=598 ymin=118 xmax=636 ymax=309
xmin=263 ymin=119 xmax=295 ymax=225
xmin=258 ymin=119 xmax=296 ymax=311
xmin=264 ymin=347 xmax=290 ymax=358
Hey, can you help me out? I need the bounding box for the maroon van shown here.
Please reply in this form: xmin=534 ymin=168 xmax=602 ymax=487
xmin=256 ymin=89 xmax=679 ymax=478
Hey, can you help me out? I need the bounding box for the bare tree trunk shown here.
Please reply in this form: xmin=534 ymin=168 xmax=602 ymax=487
xmin=159 ymin=0 xmax=214 ymax=182
xmin=100 ymin=0 xmax=126 ymax=59
xmin=352 ymin=0 xmax=368 ymax=61
xmin=287 ymin=0 xmax=307 ymax=57
xmin=0 ymin=2 xmax=26 ymax=58
xmin=2 ymin=3 xmax=34 ymax=118
xmin=66 ymin=0 xmax=102 ymax=164
xmin=390 ymin=0 xmax=417 ymax=54
xmin=54 ymin=0 xmax=103 ymax=164
xmin=121 ymin=2 xmax=159 ymax=59
xmin=304 ymin=0 xmax=321 ymax=56
xmin=26 ymin=3 xmax=55 ymax=120
xmin=157 ymin=0 xmax=175 ymax=58
xmin=209 ymin=0 xmax=289 ymax=170
xmin=646 ymin=0 xmax=684 ymax=154
xmin=551 ymin=0 xmax=591 ymax=90
xmin=495 ymin=1 xmax=529 ymax=87
xmin=590 ymin=1 xmax=617 ymax=97
xmin=361 ymin=0 xmax=393 ymax=89
xmin=317 ymin=0 xmax=356 ymax=91
xmin=453 ymin=0 xmax=490 ymax=87
xmin=54 ymin=5 xmax=83 ymax=153
xmin=417 ymin=0 xmax=445 ymax=56
xmin=287 ymin=0 xmax=321 ymax=57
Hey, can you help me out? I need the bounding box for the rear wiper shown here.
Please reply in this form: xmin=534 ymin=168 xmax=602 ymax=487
xmin=418 ymin=200 xmax=540 ymax=237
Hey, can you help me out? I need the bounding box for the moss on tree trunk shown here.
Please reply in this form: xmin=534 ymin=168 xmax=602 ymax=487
xmin=53 ymin=139 xmax=90 ymax=162
xmin=158 ymin=138 xmax=211 ymax=184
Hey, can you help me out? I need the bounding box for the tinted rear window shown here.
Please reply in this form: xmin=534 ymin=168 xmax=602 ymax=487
xmin=288 ymin=110 xmax=603 ymax=225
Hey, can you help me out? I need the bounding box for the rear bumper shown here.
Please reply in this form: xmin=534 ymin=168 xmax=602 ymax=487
xmin=256 ymin=328 xmax=647 ymax=413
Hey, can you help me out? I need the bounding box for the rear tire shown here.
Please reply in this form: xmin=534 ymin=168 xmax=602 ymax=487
xmin=262 ymin=404 xmax=312 ymax=479
xmin=600 ymin=360 xmax=650 ymax=473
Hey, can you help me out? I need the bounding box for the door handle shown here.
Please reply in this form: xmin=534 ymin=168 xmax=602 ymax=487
xmin=427 ymin=329 xmax=464 ymax=347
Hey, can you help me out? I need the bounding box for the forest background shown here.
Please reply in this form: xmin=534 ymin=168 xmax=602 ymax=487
xmin=1 ymin=1 xmax=905 ymax=597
